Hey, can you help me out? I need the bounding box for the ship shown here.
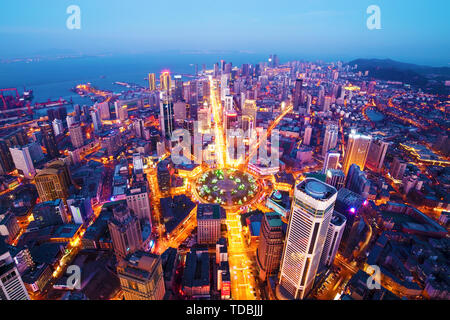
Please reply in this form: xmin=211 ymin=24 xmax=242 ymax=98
xmin=34 ymin=98 xmax=72 ymax=109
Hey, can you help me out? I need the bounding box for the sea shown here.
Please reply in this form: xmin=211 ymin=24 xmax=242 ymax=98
xmin=0 ymin=52 xmax=274 ymax=117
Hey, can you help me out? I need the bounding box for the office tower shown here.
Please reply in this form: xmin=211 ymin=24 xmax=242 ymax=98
xmin=0 ymin=239 xmax=30 ymax=300
xmin=366 ymin=139 xmax=389 ymax=173
xmin=0 ymin=141 xmax=14 ymax=174
xmin=306 ymin=94 xmax=312 ymax=114
xmin=160 ymin=71 xmax=171 ymax=92
xmin=345 ymin=164 xmax=372 ymax=198
xmin=322 ymin=123 xmax=339 ymax=157
xmin=323 ymin=151 xmax=340 ymax=172
xmin=256 ymin=212 xmax=283 ymax=281
xmin=52 ymin=119 xmax=64 ymax=136
xmin=126 ymin=177 xmax=152 ymax=225
xmin=173 ymin=101 xmax=187 ymax=124
xmin=67 ymin=196 xmax=93 ymax=225
xmin=160 ymin=100 xmax=175 ymax=140
xmin=183 ymin=248 xmax=210 ymax=298
xmin=108 ymin=204 xmax=142 ymax=259
xmin=319 ymin=212 xmax=346 ymax=269
xmin=34 ymin=160 xmax=72 ymax=202
xmin=242 ymin=99 xmax=257 ymax=123
xmin=114 ymin=101 xmax=128 ymax=122
xmin=323 ymin=96 xmax=332 ymax=112
xmin=25 ymin=142 xmax=44 ymax=163
xmin=342 ymin=130 xmax=372 ymax=175
xmin=224 ymin=95 xmax=233 ymax=111
xmin=66 ymin=115 xmax=76 ymax=127
xmin=197 ymin=204 xmax=224 ymax=244
xmin=39 ymin=122 xmax=59 ymax=159
xmin=98 ymin=101 xmax=111 ymax=120
xmin=132 ymin=153 xmax=144 ymax=174
xmin=325 ymin=169 xmax=346 ymax=190
xmin=303 ymin=126 xmax=312 ymax=146
xmin=214 ymin=63 xmax=219 ymax=77
xmin=278 ymin=178 xmax=337 ymax=300
xmin=148 ymin=73 xmax=156 ymax=91
xmin=293 ymin=79 xmax=303 ymax=111
xmin=334 ymin=188 xmax=366 ymax=259
xmin=390 ymin=157 xmax=407 ymax=180
xmin=69 ymin=123 xmax=84 ymax=148
xmin=188 ymin=80 xmax=198 ymax=105
xmin=117 ymin=251 xmax=165 ymax=300
xmin=90 ymin=109 xmax=102 ymax=132
xmin=9 ymin=146 xmax=35 ymax=178
xmin=173 ymin=75 xmax=183 ymax=101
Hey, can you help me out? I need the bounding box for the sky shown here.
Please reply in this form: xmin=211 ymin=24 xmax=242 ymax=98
xmin=0 ymin=0 xmax=449 ymax=66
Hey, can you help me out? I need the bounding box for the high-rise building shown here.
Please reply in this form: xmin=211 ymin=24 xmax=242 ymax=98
xmin=39 ymin=122 xmax=59 ymax=159
xmin=256 ymin=212 xmax=283 ymax=281
xmin=160 ymin=71 xmax=171 ymax=92
xmin=67 ymin=196 xmax=93 ymax=225
xmin=108 ymin=204 xmax=142 ymax=259
xmin=278 ymin=178 xmax=337 ymax=300
xmin=52 ymin=119 xmax=64 ymax=136
xmin=0 ymin=239 xmax=30 ymax=300
xmin=69 ymin=123 xmax=84 ymax=148
xmin=34 ymin=160 xmax=72 ymax=202
xmin=197 ymin=204 xmax=224 ymax=244
xmin=390 ymin=157 xmax=407 ymax=180
xmin=342 ymin=130 xmax=372 ymax=175
xmin=90 ymin=109 xmax=102 ymax=132
xmin=9 ymin=145 xmax=36 ymax=178
xmin=325 ymin=169 xmax=346 ymax=191
xmin=148 ymin=73 xmax=156 ymax=91
xmin=117 ymin=251 xmax=165 ymax=300
xmin=160 ymin=100 xmax=175 ymax=140
xmin=345 ymin=164 xmax=372 ymax=198
xmin=366 ymin=139 xmax=389 ymax=173
xmin=322 ymin=123 xmax=339 ymax=157
xmin=319 ymin=212 xmax=346 ymax=269
xmin=293 ymin=79 xmax=303 ymax=111
xmin=303 ymin=126 xmax=312 ymax=146
xmin=126 ymin=176 xmax=152 ymax=225
xmin=323 ymin=151 xmax=340 ymax=172
xmin=114 ymin=101 xmax=128 ymax=122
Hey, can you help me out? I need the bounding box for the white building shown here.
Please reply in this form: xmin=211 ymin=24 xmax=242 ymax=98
xmin=278 ymin=178 xmax=337 ymax=300
xmin=320 ymin=212 xmax=346 ymax=268
xmin=9 ymin=146 xmax=35 ymax=178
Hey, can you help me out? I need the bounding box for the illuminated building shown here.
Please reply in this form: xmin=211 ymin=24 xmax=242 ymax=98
xmin=90 ymin=109 xmax=102 ymax=132
xmin=319 ymin=212 xmax=346 ymax=269
xmin=366 ymin=138 xmax=389 ymax=173
xmin=173 ymin=101 xmax=187 ymax=124
xmin=34 ymin=160 xmax=72 ymax=202
xmin=323 ymin=151 xmax=340 ymax=173
xmin=278 ymin=178 xmax=337 ymax=300
xmin=39 ymin=122 xmax=60 ymax=159
xmin=256 ymin=212 xmax=283 ymax=281
xmin=108 ymin=204 xmax=142 ymax=259
xmin=126 ymin=176 xmax=152 ymax=225
xmin=160 ymin=71 xmax=171 ymax=92
xmin=31 ymin=199 xmax=69 ymax=227
xmin=160 ymin=100 xmax=175 ymax=140
xmin=67 ymin=196 xmax=93 ymax=225
xmin=322 ymin=123 xmax=338 ymax=157
xmin=69 ymin=123 xmax=84 ymax=149
xmin=114 ymin=101 xmax=128 ymax=122
xmin=197 ymin=204 xmax=224 ymax=244
xmin=342 ymin=130 xmax=372 ymax=175
xmin=117 ymin=251 xmax=165 ymax=300
xmin=323 ymin=96 xmax=332 ymax=112
xmin=183 ymin=248 xmax=210 ymax=298
xmin=52 ymin=119 xmax=64 ymax=136
xmin=148 ymin=73 xmax=156 ymax=91
xmin=390 ymin=157 xmax=407 ymax=180
xmin=157 ymin=159 xmax=172 ymax=193
xmin=325 ymin=169 xmax=346 ymax=191
xmin=303 ymin=126 xmax=312 ymax=146
xmin=9 ymin=145 xmax=36 ymax=178
xmin=345 ymin=164 xmax=372 ymax=198
xmin=97 ymin=101 xmax=111 ymax=120
xmin=0 ymin=239 xmax=30 ymax=300
xmin=293 ymin=79 xmax=303 ymax=112
xmin=0 ymin=211 xmax=20 ymax=244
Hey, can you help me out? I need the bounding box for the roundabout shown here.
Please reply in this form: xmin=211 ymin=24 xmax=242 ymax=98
xmin=194 ymin=168 xmax=260 ymax=209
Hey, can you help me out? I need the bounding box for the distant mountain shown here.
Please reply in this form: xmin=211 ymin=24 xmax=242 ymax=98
xmin=348 ymin=58 xmax=450 ymax=93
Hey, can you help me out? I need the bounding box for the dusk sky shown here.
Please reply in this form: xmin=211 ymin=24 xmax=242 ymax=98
xmin=0 ymin=0 xmax=449 ymax=65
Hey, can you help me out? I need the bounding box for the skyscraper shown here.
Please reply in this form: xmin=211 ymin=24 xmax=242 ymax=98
xmin=323 ymin=151 xmax=340 ymax=172
xmin=148 ymin=73 xmax=156 ymax=91
xmin=34 ymin=160 xmax=72 ymax=202
xmin=126 ymin=174 xmax=152 ymax=225
xmin=9 ymin=145 xmax=36 ymax=178
xmin=39 ymin=122 xmax=59 ymax=159
xmin=303 ymin=126 xmax=312 ymax=146
xmin=0 ymin=239 xmax=30 ymax=300
xmin=90 ymin=109 xmax=102 ymax=132
xmin=322 ymin=123 xmax=339 ymax=157
xmin=160 ymin=100 xmax=175 ymax=140
xmin=278 ymin=178 xmax=337 ymax=300
xmin=160 ymin=71 xmax=171 ymax=92
xmin=69 ymin=123 xmax=84 ymax=148
xmin=197 ymin=204 xmax=224 ymax=245
xmin=366 ymin=138 xmax=389 ymax=173
xmin=108 ymin=204 xmax=142 ymax=259
xmin=293 ymin=79 xmax=303 ymax=111
xmin=325 ymin=169 xmax=346 ymax=191
xmin=342 ymin=130 xmax=372 ymax=175
xmin=117 ymin=251 xmax=165 ymax=300
xmin=319 ymin=212 xmax=346 ymax=269
xmin=256 ymin=212 xmax=284 ymax=281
